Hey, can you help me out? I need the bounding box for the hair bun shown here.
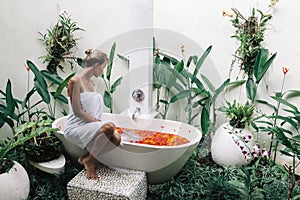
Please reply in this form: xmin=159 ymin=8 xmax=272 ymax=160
xmin=85 ymin=48 xmax=93 ymax=55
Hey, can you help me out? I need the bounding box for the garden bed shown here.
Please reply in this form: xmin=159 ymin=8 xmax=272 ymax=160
xmin=5 ymin=145 xmax=300 ymax=200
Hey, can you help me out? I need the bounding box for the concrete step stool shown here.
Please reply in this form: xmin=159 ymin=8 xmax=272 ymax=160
xmin=67 ymin=165 xmax=147 ymax=200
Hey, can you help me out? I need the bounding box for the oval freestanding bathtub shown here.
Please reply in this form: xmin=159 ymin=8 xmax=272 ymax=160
xmin=52 ymin=113 xmax=202 ymax=184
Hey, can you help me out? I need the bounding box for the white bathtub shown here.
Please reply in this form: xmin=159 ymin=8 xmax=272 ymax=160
xmin=52 ymin=113 xmax=202 ymax=184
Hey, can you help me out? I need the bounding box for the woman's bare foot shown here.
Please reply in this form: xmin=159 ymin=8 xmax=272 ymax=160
xmin=78 ymin=155 xmax=87 ymax=165
xmin=82 ymin=157 xmax=99 ymax=179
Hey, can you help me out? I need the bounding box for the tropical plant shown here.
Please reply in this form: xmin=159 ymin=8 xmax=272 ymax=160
xmin=258 ymin=92 xmax=300 ymax=198
xmin=255 ymin=67 xmax=300 ymax=199
xmin=101 ymin=42 xmax=128 ymax=113
xmin=0 ymin=60 xmax=72 ymax=164
xmin=0 ymin=120 xmax=58 ymax=173
xmin=153 ymin=41 xmax=229 ymax=135
xmin=39 ymin=11 xmax=84 ymax=74
xmin=25 ymin=60 xmax=75 ymax=119
xmin=226 ymin=8 xmax=277 ymax=102
xmin=218 ymin=100 xmax=255 ymax=129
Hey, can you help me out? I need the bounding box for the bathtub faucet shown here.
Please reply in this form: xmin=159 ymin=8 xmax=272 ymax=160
xmin=132 ymin=107 xmax=141 ymax=120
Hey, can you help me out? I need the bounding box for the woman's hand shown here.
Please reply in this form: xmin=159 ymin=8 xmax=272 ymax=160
xmin=94 ymin=118 xmax=101 ymax=122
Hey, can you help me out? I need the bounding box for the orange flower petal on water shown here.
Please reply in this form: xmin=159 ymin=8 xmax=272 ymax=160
xmin=117 ymin=126 xmax=189 ymax=146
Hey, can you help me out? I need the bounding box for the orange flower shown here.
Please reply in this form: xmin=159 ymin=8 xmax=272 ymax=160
xmin=282 ymin=67 xmax=289 ymax=75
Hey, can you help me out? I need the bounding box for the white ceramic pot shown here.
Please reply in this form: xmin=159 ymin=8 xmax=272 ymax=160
xmin=211 ymin=123 xmax=255 ymax=167
xmin=0 ymin=160 xmax=30 ymax=200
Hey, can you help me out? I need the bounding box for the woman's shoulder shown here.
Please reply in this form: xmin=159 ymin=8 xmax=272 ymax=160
xmin=69 ymin=75 xmax=81 ymax=86
xmin=70 ymin=75 xmax=80 ymax=82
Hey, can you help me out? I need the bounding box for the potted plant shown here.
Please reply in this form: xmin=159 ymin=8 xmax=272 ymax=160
xmin=0 ymin=59 xmax=70 ymax=164
xmin=211 ymin=100 xmax=256 ymax=167
xmin=21 ymin=60 xmax=71 ymax=164
xmin=23 ymin=116 xmax=62 ymax=163
xmin=0 ymin=120 xmax=58 ymax=199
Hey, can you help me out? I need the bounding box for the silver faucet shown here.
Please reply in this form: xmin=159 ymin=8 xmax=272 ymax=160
xmin=132 ymin=107 xmax=141 ymax=120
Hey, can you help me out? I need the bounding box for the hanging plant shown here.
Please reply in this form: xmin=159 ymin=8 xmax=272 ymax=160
xmin=225 ymin=8 xmax=277 ymax=102
xmin=39 ymin=11 xmax=84 ymax=74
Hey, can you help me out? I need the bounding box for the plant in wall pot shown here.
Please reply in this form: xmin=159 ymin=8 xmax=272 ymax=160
xmin=39 ymin=11 xmax=84 ymax=74
xmin=211 ymin=100 xmax=256 ymax=167
xmin=226 ymin=8 xmax=277 ymax=102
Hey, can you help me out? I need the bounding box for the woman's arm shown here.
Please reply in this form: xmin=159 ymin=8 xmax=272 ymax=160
xmin=68 ymin=77 xmax=100 ymax=122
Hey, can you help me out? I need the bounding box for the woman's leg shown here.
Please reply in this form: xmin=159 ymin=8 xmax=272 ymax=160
xmin=100 ymin=131 xmax=121 ymax=154
xmin=81 ymin=122 xmax=121 ymax=179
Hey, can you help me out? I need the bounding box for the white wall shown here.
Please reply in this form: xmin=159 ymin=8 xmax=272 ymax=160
xmin=1 ymin=0 xmax=299 ymax=124
xmin=155 ymin=0 xmax=300 ymax=97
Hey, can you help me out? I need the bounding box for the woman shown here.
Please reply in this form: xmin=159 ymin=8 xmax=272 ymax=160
xmin=64 ymin=49 xmax=121 ymax=179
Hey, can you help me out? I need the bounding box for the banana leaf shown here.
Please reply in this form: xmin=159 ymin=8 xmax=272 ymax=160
xmin=106 ymin=42 xmax=116 ymax=81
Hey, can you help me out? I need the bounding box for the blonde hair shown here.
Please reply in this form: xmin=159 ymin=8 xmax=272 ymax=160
xmin=83 ymin=49 xmax=108 ymax=67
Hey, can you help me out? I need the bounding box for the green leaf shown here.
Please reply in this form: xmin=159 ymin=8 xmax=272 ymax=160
xmin=165 ymin=66 xmax=187 ymax=87
xmin=193 ymin=46 xmax=212 ymax=78
xmin=27 ymin=60 xmax=50 ymax=104
xmin=228 ymin=80 xmax=246 ymax=87
xmin=166 ymin=61 xmax=184 ymax=90
xmin=103 ymin=90 xmax=112 ymax=109
xmin=106 ymin=42 xmax=116 ymax=81
xmin=117 ymin=54 xmax=129 ymax=67
xmin=201 ymin=107 xmax=210 ymax=134
xmin=110 ymin=77 xmax=123 ymax=93
xmin=51 ymin=92 xmax=68 ymax=104
xmin=170 ymin=90 xmax=191 ymax=103
xmin=269 ymin=115 xmax=298 ymax=129
xmin=254 ymin=49 xmax=277 ymax=84
xmin=227 ymin=80 xmax=246 ymax=90
xmin=201 ymin=74 xmax=214 ymax=92
xmin=284 ymin=90 xmax=300 ymax=99
xmin=22 ymin=88 xmax=36 ymax=109
xmin=159 ymin=99 xmax=168 ymax=104
xmin=174 ymin=60 xmax=184 ymax=73
xmin=253 ymin=48 xmax=268 ymax=81
xmin=271 ymin=96 xmax=299 ymax=112
xmin=187 ymin=55 xmax=198 ymax=67
xmin=173 ymin=82 xmax=184 ymax=92
xmin=246 ymin=77 xmax=257 ymax=103
xmin=279 ymin=150 xmax=293 ymax=157
xmin=27 ymin=60 xmax=48 ymax=88
xmin=159 ymin=52 xmax=179 ymax=65
xmin=54 ymin=72 xmax=75 ymax=99
xmin=212 ymin=79 xmax=230 ymax=103
xmin=5 ymin=79 xmax=15 ymax=116
xmin=34 ymin=79 xmax=50 ymax=104
xmin=77 ymin=57 xmax=83 ymax=67
xmin=154 ymin=56 xmax=161 ymax=65
xmin=191 ymin=76 xmax=205 ymax=91
xmin=256 ymin=99 xmax=277 ymax=111
xmin=0 ymin=112 xmax=14 ymax=129
xmin=41 ymin=70 xmax=63 ymax=85
xmin=153 ymin=81 xmax=162 ymax=89
xmin=293 ymin=135 xmax=300 ymax=140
